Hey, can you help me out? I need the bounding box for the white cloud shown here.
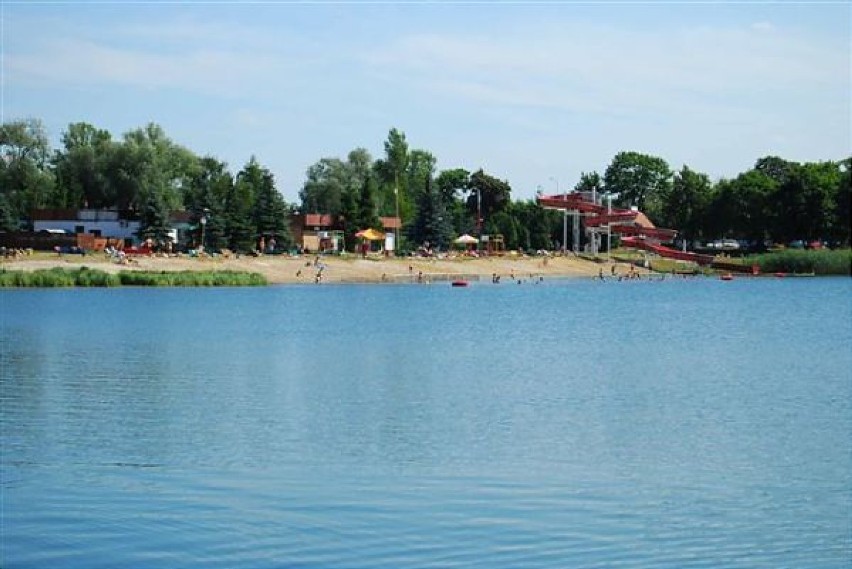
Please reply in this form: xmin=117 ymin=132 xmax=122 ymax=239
xmin=751 ymin=21 xmax=775 ymax=32
xmin=362 ymin=21 xmax=847 ymax=124
xmin=8 ymin=38 xmax=288 ymax=98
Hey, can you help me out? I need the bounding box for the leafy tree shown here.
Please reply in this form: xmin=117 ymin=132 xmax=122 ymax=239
xmin=659 ymin=165 xmax=712 ymax=244
xmin=488 ymin=209 xmax=520 ymax=250
xmin=0 ymin=119 xmax=56 ymax=223
xmin=52 ymin=122 xmax=114 ymax=208
xmin=345 ymin=148 xmax=373 ymax=191
xmin=435 ymin=168 xmax=472 ymax=237
xmin=574 ymin=171 xmax=604 ymax=196
xmin=703 ymin=179 xmax=739 ymax=240
xmin=106 ymin=123 xmax=197 ymax=212
xmin=0 ymin=192 xmax=21 ymax=231
xmin=513 ymin=200 xmax=556 ymax=251
xmin=435 ymin=168 xmax=469 ymax=203
xmin=604 ymin=151 xmax=671 ymax=221
xmin=466 ymin=169 xmax=511 ymax=232
xmin=832 ymin=158 xmax=851 ymax=246
xmin=732 ymin=170 xmax=775 ymax=245
xmin=754 ymin=156 xmax=795 ymax=186
xmin=299 ymin=157 xmax=347 ymax=215
xmin=185 ymin=156 xmax=232 ymax=250
xmin=765 ymin=160 xmax=839 ymax=243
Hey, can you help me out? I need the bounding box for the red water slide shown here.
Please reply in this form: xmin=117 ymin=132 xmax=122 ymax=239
xmin=621 ymin=237 xmax=714 ymax=265
xmin=537 ymin=192 xmax=714 ymax=265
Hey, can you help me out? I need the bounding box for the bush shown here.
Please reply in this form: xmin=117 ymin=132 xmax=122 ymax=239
xmin=749 ymin=249 xmax=851 ymax=275
xmin=0 ymin=267 xmax=120 ymax=287
xmin=118 ymin=270 xmax=267 ymax=286
xmin=0 ymin=268 xmax=266 ymax=287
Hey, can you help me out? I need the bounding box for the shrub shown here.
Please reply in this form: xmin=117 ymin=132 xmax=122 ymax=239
xmin=0 ymin=268 xmax=266 ymax=287
xmin=749 ymin=249 xmax=851 ymax=275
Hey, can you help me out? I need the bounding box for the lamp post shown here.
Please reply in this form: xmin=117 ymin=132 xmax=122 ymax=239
xmin=199 ymin=209 xmax=209 ymax=253
xmin=477 ymin=186 xmax=482 ymax=237
xmin=394 ymin=174 xmax=400 ymax=256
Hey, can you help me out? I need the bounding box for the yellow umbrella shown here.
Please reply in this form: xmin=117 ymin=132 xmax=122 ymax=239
xmin=356 ymin=228 xmax=385 ymax=240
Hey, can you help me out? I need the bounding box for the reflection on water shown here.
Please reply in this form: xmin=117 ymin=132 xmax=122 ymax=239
xmin=2 ymin=279 xmax=851 ymax=568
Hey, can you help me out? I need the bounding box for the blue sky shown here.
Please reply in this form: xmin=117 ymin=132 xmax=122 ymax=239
xmin=3 ymin=1 xmax=849 ymax=202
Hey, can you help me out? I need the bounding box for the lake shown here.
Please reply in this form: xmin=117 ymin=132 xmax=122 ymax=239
xmin=2 ymin=276 xmax=850 ymax=568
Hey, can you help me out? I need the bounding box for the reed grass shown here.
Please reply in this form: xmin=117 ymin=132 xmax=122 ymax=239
xmin=0 ymin=268 xmax=267 ymax=287
xmin=118 ymin=270 xmax=267 ymax=286
xmin=0 ymin=267 xmax=120 ymax=287
xmin=749 ymin=249 xmax=851 ymax=276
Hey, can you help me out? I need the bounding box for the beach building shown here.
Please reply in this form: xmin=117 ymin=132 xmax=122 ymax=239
xmin=291 ymin=213 xmax=402 ymax=253
xmin=31 ymin=208 xmax=189 ymax=248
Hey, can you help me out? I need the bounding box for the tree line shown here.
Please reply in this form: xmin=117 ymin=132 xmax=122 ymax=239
xmin=0 ymin=119 xmax=291 ymax=252
xmin=2 ymin=118 xmax=849 ymax=253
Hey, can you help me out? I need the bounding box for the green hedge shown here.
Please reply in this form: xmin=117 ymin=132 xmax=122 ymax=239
xmin=0 ymin=267 xmax=267 ymax=287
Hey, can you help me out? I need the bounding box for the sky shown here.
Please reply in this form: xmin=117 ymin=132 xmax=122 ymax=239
xmin=2 ymin=0 xmax=850 ymax=202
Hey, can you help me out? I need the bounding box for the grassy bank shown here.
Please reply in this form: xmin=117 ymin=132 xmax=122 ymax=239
xmin=748 ymin=249 xmax=851 ymax=276
xmin=0 ymin=267 xmax=268 ymax=287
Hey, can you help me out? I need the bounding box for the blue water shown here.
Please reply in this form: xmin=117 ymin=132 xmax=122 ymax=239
xmin=2 ymin=277 xmax=850 ymax=568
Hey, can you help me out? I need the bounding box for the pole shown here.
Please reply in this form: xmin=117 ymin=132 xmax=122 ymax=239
xmin=606 ymin=193 xmax=612 ymax=260
xmin=561 ymin=180 xmax=567 ymax=255
xmin=477 ymin=186 xmax=482 ymax=237
xmin=552 ymin=176 xmax=566 ymax=254
xmin=394 ymin=172 xmax=399 ymax=256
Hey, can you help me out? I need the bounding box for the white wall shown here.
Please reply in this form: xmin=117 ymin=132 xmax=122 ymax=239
xmin=33 ymin=220 xmax=141 ymax=240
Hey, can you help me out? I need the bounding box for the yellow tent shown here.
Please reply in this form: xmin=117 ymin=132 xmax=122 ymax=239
xmin=356 ymin=228 xmax=385 ymax=241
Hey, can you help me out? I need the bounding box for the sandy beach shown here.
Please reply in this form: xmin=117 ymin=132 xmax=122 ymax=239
xmin=0 ymin=251 xmax=650 ymax=284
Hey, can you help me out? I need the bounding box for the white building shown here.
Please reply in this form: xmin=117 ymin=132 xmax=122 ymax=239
xmin=32 ymin=209 xmax=182 ymax=245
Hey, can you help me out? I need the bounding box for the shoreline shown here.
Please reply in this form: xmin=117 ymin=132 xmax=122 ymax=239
xmin=0 ymin=252 xmax=649 ymax=285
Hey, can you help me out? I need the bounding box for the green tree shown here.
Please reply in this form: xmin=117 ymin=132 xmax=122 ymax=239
xmin=435 ymin=168 xmax=469 ymax=203
xmin=768 ymin=160 xmax=838 ymax=243
xmin=659 ymin=165 xmax=712 ymax=244
xmin=357 ymin=173 xmax=381 ymax=232
xmin=0 ymin=119 xmax=56 ymax=224
xmin=105 ymin=123 xmax=197 ymax=212
xmin=435 ymin=168 xmax=470 ymax=237
xmin=52 ymin=122 xmax=113 ymax=208
xmin=466 ymin=169 xmax=511 ymax=232
xmin=136 ymin=189 xmax=172 ymax=249
xmin=604 ymin=151 xmax=671 ymax=221
xmin=374 ymin=128 xmax=410 ymax=218
xmin=0 ymin=192 xmax=20 ymax=231
xmin=574 ymin=171 xmax=604 ymax=196
xmin=185 ymin=156 xmax=232 ymax=251
xmin=513 ymin=200 xmax=556 ymax=251
xmin=249 ymin=160 xmax=293 ymax=250
xmin=409 ymin=177 xmax=452 ymax=250
xmin=832 ymin=158 xmax=851 ymax=246
xmin=225 ymin=159 xmax=258 ymax=252
xmin=299 ymin=157 xmax=348 ymax=215
xmin=732 ymin=169 xmax=775 ymax=245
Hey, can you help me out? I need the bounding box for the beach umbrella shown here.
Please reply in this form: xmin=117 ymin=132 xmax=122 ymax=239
xmin=454 ymin=234 xmax=478 ymax=245
xmin=355 ymin=228 xmax=385 ymax=241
